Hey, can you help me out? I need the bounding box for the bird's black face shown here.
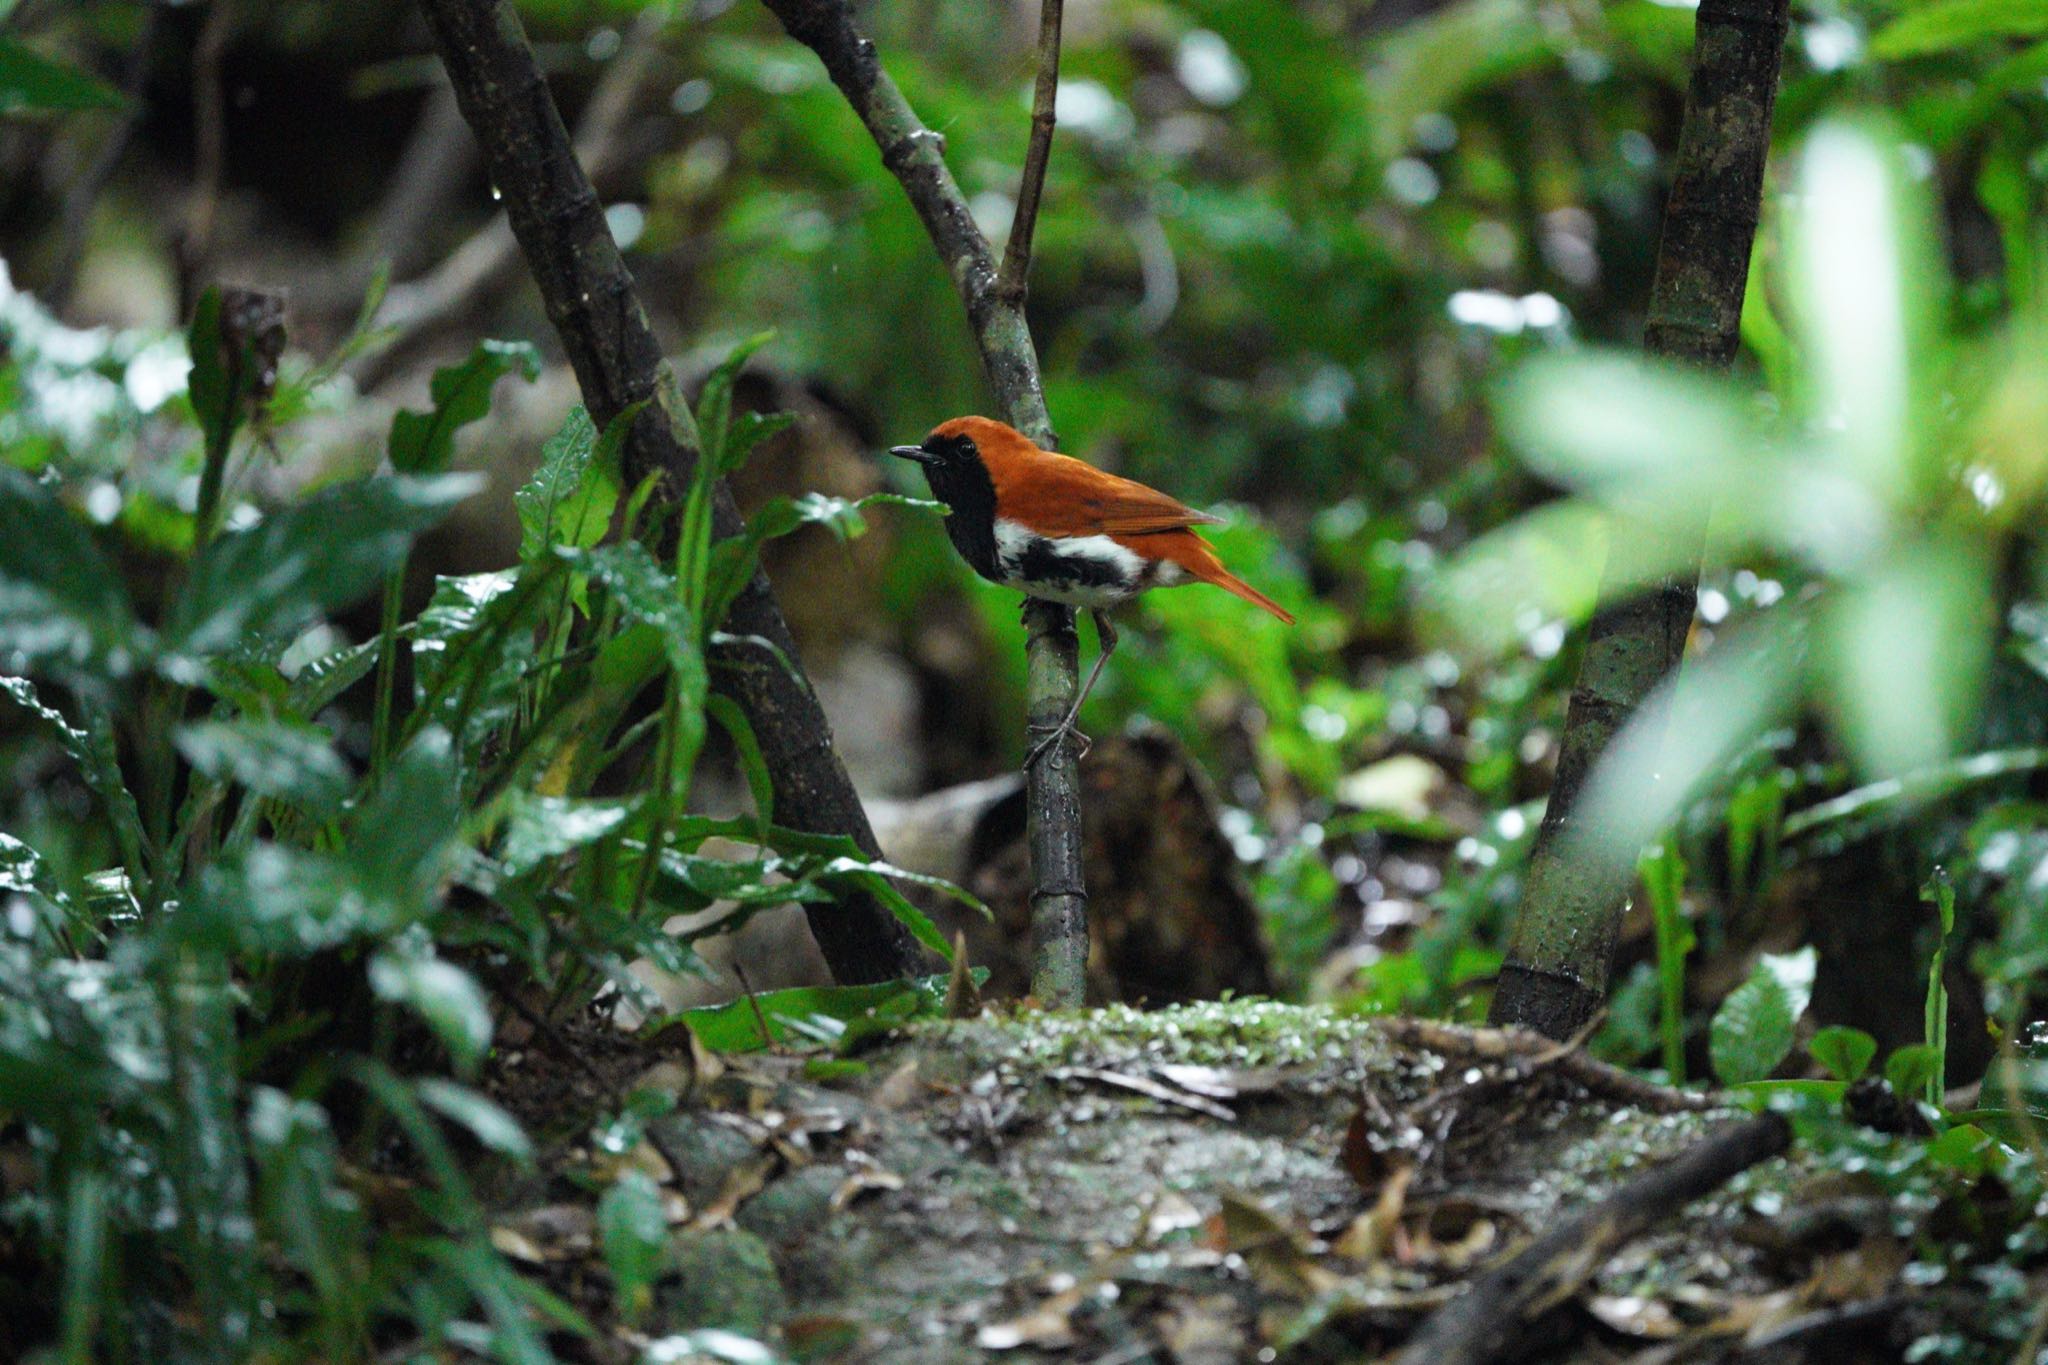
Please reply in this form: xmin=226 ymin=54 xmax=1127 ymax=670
xmin=888 ymin=432 xmax=1000 ymax=580
xmin=888 ymin=432 xmax=978 ymax=470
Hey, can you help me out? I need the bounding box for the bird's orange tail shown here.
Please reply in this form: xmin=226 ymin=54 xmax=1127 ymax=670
xmin=1146 ymin=530 xmax=1296 ymax=625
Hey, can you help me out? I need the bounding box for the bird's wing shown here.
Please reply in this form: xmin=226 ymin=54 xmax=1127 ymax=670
xmin=999 ymin=451 xmax=1225 ymax=537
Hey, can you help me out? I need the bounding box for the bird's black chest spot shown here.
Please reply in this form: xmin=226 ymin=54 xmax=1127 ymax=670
xmin=920 ymin=450 xmax=1002 ymax=583
xmin=1014 ymin=536 xmax=1135 ymax=594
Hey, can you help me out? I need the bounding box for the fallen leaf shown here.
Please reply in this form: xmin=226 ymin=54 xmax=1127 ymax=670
xmin=1587 ymin=1293 xmax=1686 ymax=1339
xmin=871 ymin=1058 xmax=922 ymax=1111
xmin=1332 ymin=1163 xmax=1412 ymax=1264
xmin=1153 ymin=1063 xmax=1286 ymax=1100
xmin=690 ymin=1152 xmax=777 ymax=1230
xmin=829 ymin=1165 xmax=906 ymax=1212
xmin=1052 ymin=1066 xmax=1236 ymax=1120
xmin=1208 ymin=1189 xmax=1342 ymax=1298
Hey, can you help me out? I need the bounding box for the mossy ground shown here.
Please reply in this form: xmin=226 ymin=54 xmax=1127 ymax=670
xmin=499 ymin=1000 xmax=1873 ymax=1363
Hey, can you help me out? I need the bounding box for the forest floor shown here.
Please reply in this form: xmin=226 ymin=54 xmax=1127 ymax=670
xmin=482 ymin=999 xmax=1939 ymax=1364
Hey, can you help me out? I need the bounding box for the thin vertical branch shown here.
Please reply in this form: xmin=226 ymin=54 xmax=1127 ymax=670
xmin=1489 ymin=0 xmax=1791 ymax=1038
xmin=763 ymin=0 xmax=1091 ymax=1005
xmin=995 ymin=0 xmax=1063 ymax=303
xmin=416 ymin=0 xmax=924 ymax=985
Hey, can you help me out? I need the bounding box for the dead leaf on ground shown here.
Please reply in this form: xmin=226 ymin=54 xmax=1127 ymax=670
xmin=1207 ymin=1188 xmax=1343 ymax=1298
xmin=871 ymin=1057 xmax=923 ymax=1110
xmin=690 ymin=1151 xmax=778 ymax=1230
xmin=1587 ymin=1293 xmax=1687 ymax=1339
xmin=1332 ymin=1162 xmax=1412 ymax=1264
xmin=489 ymin=1204 xmax=598 ymax=1264
xmin=1152 ymin=1063 xmax=1288 ymax=1100
xmin=829 ymin=1164 xmax=906 ymax=1212
xmin=1052 ymin=1065 xmax=1236 ymax=1121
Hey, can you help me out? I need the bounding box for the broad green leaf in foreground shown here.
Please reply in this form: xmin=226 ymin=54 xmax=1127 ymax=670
xmin=1711 ymin=946 xmax=1817 ymax=1086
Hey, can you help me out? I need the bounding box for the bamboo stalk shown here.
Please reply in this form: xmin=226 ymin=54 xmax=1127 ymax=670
xmin=1489 ymin=0 xmax=1792 ymax=1038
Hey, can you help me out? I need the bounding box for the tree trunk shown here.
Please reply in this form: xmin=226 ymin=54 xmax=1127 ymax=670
xmin=416 ymin=0 xmax=924 ymax=985
xmin=1490 ymin=0 xmax=1791 ymax=1037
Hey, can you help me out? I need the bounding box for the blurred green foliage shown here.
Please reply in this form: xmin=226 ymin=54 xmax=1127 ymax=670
xmin=10 ymin=0 xmax=2048 ymax=1354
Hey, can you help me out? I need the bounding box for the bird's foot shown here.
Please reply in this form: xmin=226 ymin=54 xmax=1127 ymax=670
xmin=1025 ymin=719 xmax=1091 ymax=770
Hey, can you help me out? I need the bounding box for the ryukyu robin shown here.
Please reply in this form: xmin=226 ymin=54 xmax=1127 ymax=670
xmin=891 ymin=416 xmax=1294 ymax=766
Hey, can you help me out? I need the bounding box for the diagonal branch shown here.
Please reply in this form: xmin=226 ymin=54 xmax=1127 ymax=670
xmin=758 ymin=0 xmax=1053 ymax=446
xmin=996 ymin=0 xmax=1064 ymax=304
xmin=415 ymin=0 xmax=923 ymax=986
xmin=761 ymin=0 xmax=1089 ymax=1005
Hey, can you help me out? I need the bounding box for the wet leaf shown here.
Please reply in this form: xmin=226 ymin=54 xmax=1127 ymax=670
xmin=1711 ymin=947 xmax=1817 ymax=1086
xmin=166 ymin=473 xmax=479 ymax=667
xmin=388 ymin=339 xmax=540 ymax=474
xmin=175 ymin=718 xmax=350 ymax=817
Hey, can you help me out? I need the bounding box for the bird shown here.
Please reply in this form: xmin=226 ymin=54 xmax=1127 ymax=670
xmin=890 ymin=416 xmax=1294 ymax=766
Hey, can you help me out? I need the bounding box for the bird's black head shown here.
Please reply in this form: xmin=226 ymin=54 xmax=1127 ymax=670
xmin=888 ymin=430 xmax=979 ymax=470
xmin=888 ymin=428 xmax=1000 ymax=579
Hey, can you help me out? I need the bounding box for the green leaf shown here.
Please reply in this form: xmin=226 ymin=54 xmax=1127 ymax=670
xmin=562 ymin=544 xmax=708 ymax=787
xmin=1709 ymin=947 xmax=1817 ymax=1086
xmin=1871 ymin=0 xmax=2048 ymax=58
xmin=285 ymin=636 xmax=385 ymax=718
xmin=514 ymin=404 xmax=629 ymax=560
xmin=0 ymin=466 xmax=147 ymax=681
xmin=1922 ymin=1123 xmax=1995 ymax=1176
xmin=1809 ymin=1026 xmax=1878 ymax=1084
xmin=706 ymin=694 xmax=773 ymax=830
xmin=387 ymin=340 xmax=541 ymax=475
xmin=175 ymin=718 xmax=351 ymax=817
xmin=498 ymin=795 xmax=633 ymax=878
xmin=166 ymin=474 xmax=480 ymax=667
xmin=414 ymin=1078 xmax=532 ymax=1164
xmin=1887 ymin=1044 xmax=1941 ymax=1105
xmin=247 ymin=1087 xmax=365 ymax=1308
xmin=0 ymin=38 xmax=121 ymax=113
xmin=0 ymin=677 xmax=146 ymax=867
xmin=695 ymin=331 xmax=775 ymax=470
xmin=180 ymin=730 xmax=461 ymax=953
xmin=186 ymin=287 xmax=233 ymax=453
xmin=597 ymin=1170 xmax=667 ymax=1321
xmin=672 ymin=975 xmax=958 ymax=1053
xmin=720 ymin=409 xmax=796 ymax=474
xmin=706 ymin=491 xmax=946 ymax=627
xmin=370 ymin=946 xmax=494 ymax=1074
xmin=411 ymin=569 xmax=535 ymax=755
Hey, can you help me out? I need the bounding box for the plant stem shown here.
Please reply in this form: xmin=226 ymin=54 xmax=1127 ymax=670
xmin=1489 ymin=0 xmax=1791 ymax=1039
xmin=369 ymin=554 xmax=407 ymax=780
xmin=1024 ymin=600 xmax=1086 ymax=1005
xmin=417 ymin=0 xmax=922 ymax=984
xmin=996 ymin=0 xmax=1063 ymax=304
xmin=762 ymin=0 xmax=1088 ymax=1004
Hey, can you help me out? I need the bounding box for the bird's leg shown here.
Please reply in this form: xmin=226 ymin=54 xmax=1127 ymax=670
xmin=1026 ymin=609 xmax=1118 ymax=770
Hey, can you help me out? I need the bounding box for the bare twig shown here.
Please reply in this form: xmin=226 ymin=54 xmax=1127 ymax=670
xmin=762 ymin=0 xmax=1088 ymax=1004
xmin=1392 ymin=1114 xmax=1792 ymax=1365
xmin=995 ymin=0 xmax=1064 ymax=303
xmin=1375 ymin=1016 xmax=1722 ymax=1115
xmin=1490 ymin=0 xmax=1792 ymax=1039
xmin=178 ymin=0 xmax=236 ymax=314
xmin=416 ymin=0 xmax=924 ymax=985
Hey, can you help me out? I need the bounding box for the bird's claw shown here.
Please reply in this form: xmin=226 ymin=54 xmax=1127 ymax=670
xmin=1025 ymin=721 xmax=1091 ymax=770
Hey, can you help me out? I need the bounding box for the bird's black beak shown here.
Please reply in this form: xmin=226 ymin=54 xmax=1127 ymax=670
xmin=889 ymin=444 xmax=937 ymax=466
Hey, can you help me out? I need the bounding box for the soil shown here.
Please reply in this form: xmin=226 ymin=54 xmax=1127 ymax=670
xmin=480 ymin=1000 xmax=1928 ymax=1364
